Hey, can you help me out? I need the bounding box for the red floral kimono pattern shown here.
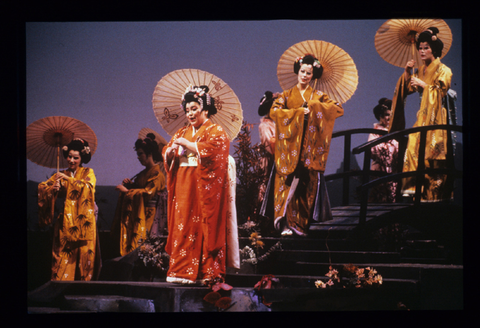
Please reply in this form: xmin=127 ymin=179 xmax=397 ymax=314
xmin=163 ymin=120 xmax=230 ymax=283
xmin=38 ymin=167 xmax=97 ymax=281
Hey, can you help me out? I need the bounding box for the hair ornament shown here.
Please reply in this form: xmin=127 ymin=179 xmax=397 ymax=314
xmin=62 ymin=145 xmax=68 ymax=151
xmin=81 ymin=146 xmax=91 ymax=155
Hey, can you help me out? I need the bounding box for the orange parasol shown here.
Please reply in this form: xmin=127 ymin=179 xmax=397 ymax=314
xmin=26 ymin=116 xmax=97 ymax=172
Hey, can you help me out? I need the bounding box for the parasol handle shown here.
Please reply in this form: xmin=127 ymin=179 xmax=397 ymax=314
xmin=57 ymin=145 xmax=60 ymax=174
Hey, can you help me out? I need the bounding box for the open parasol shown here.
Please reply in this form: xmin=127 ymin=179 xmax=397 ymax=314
xmin=277 ymin=40 xmax=358 ymax=104
xmin=375 ymin=19 xmax=452 ymax=70
xmin=138 ymin=127 xmax=167 ymax=157
xmin=152 ymin=69 xmax=243 ymax=141
xmin=26 ymin=116 xmax=97 ymax=172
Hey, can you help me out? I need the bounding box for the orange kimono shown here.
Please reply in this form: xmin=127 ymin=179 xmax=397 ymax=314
xmin=38 ymin=167 xmax=98 ymax=281
xmin=163 ymin=120 xmax=231 ymax=283
xmin=111 ymin=164 xmax=166 ymax=256
xmin=270 ymin=86 xmax=343 ymax=235
xmin=389 ymin=58 xmax=453 ymax=201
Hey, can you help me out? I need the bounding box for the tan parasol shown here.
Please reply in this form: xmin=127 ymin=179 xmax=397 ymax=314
xmin=137 ymin=127 xmax=167 ymax=156
xmin=277 ymin=40 xmax=358 ymax=104
xmin=152 ymin=69 xmax=243 ymax=141
xmin=375 ymin=19 xmax=452 ymax=70
xmin=26 ymin=116 xmax=97 ymax=172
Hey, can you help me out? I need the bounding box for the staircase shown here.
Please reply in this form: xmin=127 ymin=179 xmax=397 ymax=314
xmin=27 ymin=203 xmax=463 ymax=312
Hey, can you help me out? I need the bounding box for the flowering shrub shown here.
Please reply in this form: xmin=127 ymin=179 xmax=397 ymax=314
xmin=315 ymin=264 xmax=383 ymax=289
xmin=240 ymin=231 xmax=282 ymax=265
xmin=137 ymin=235 xmax=170 ymax=274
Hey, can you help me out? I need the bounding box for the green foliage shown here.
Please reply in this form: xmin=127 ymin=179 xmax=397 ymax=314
xmin=233 ymin=121 xmax=269 ymax=225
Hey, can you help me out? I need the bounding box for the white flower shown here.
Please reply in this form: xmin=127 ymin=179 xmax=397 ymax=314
xmin=178 ymin=223 xmax=184 ymax=231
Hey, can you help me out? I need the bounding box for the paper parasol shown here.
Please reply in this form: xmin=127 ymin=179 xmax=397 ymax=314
xmin=375 ymin=18 xmax=452 ymax=69
xmin=137 ymin=127 xmax=167 ymax=156
xmin=26 ymin=116 xmax=97 ymax=172
xmin=277 ymin=40 xmax=358 ymax=104
xmin=152 ymin=69 xmax=243 ymax=141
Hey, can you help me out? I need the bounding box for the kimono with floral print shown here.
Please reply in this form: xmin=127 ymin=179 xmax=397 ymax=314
xmin=38 ymin=166 xmax=98 ymax=281
xmin=111 ymin=164 xmax=166 ymax=256
xmin=389 ymin=57 xmax=453 ymax=201
xmin=269 ymin=86 xmax=343 ymax=235
xmin=162 ymin=120 xmax=232 ymax=283
xmin=368 ymin=123 xmax=399 ymax=202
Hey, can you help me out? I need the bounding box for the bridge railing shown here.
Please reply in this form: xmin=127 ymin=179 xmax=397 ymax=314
xmin=325 ymin=124 xmax=463 ymax=226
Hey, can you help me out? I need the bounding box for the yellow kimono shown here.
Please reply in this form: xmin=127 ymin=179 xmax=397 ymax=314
xmin=389 ymin=57 xmax=453 ymax=202
xmin=38 ymin=166 xmax=98 ymax=281
xmin=111 ymin=164 xmax=166 ymax=256
xmin=270 ymin=86 xmax=343 ymax=235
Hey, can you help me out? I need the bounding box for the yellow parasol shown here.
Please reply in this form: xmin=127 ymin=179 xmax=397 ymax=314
xmin=374 ymin=18 xmax=452 ymax=70
xmin=277 ymin=40 xmax=358 ymax=104
xmin=152 ymin=69 xmax=243 ymax=141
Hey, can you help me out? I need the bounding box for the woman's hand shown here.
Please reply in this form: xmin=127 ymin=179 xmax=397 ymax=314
xmin=115 ymin=184 xmax=129 ymax=193
xmin=122 ymin=178 xmax=133 ymax=185
xmin=52 ymin=179 xmax=61 ymax=192
xmin=55 ymin=172 xmax=69 ymax=181
xmin=304 ymin=107 xmax=310 ymax=115
xmin=404 ymin=59 xmax=415 ymax=75
xmin=410 ymin=76 xmax=427 ymax=90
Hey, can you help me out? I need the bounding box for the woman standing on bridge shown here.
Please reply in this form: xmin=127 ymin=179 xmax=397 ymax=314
xmin=266 ymin=54 xmax=344 ymax=236
xmin=388 ymin=27 xmax=453 ymax=202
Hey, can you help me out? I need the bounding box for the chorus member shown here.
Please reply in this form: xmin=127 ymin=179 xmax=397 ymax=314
xmin=389 ymin=27 xmax=453 ymax=202
xmin=111 ymin=133 xmax=166 ymax=256
xmin=38 ymin=138 xmax=99 ymax=281
xmin=368 ymin=98 xmax=399 ymax=202
xmin=268 ymin=54 xmax=344 ymax=236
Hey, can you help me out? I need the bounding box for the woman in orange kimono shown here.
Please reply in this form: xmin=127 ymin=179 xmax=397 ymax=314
xmin=38 ymin=138 xmax=99 ymax=281
xmin=268 ymin=54 xmax=344 ymax=236
xmin=162 ymin=85 xmax=232 ymax=284
xmin=389 ymin=27 xmax=453 ymax=202
xmin=111 ymin=133 xmax=166 ymax=256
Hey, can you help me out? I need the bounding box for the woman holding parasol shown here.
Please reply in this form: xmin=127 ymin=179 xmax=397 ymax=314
xmin=38 ymin=138 xmax=99 ymax=281
xmin=267 ymin=53 xmax=344 ymax=236
xmin=162 ymin=85 xmax=232 ymax=284
xmin=388 ymin=27 xmax=454 ymax=202
xmin=110 ymin=133 xmax=166 ymax=256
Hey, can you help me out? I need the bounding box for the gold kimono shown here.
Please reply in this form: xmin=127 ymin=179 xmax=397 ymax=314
xmin=270 ymin=86 xmax=343 ymax=235
xmin=389 ymin=57 xmax=453 ymax=202
xmin=111 ymin=164 xmax=166 ymax=256
xmin=38 ymin=167 xmax=98 ymax=281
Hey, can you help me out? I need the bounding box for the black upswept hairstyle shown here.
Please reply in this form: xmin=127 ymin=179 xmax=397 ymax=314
xmin=293 ymin=54 xmax=323 ymax=80
xmin=181 ymin=85 xmax=217 ymax=116
xmin=134 ymin=133 xmax=162 ymax=162
xmin=416 ymin=27 xmax=444 ymax=59
xmin=373 ymin=98 xmax=392 ymax=121
xmin=62 ymin=138 xmax=92 ymax=164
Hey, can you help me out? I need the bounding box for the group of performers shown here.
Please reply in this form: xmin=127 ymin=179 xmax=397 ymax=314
xmin=37 ymin=27 xmax=455 ymax=284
